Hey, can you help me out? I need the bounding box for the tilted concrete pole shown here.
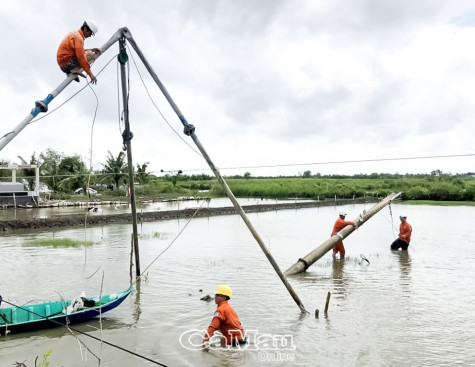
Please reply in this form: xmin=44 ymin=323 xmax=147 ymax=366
xmin=284 ymin=192 xmax=401 ymax=276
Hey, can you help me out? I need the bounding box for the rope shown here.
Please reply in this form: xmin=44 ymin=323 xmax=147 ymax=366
xmin=81 ymin=81 xmax=101 ymax=274
xmin=28 ymin=55 xmax=118 ymax=125
xmin=131 ymin=180 xmax=219 ymax=286
xmin=126 ymin=44 xmax=202 ymax=157
xmin=0 ymin=298 xmax=168 ymax=366
xmin=388 ymin=202 xmax=395 ymax=238
xmin=359 ymin=254 xmax=370 ymax=265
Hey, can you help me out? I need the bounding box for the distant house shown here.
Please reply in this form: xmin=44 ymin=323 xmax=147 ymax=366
xmin=0 ymin=164 xmax=39 ymax=207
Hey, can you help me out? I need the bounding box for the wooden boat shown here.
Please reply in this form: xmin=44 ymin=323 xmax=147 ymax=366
xmin=0 ymin=287 xmax=133 ymax=335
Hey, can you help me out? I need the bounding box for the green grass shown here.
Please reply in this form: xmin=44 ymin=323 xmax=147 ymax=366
xmin=405 ymin=200 xmax=475 ymax=206
xmin=38 ymin=173 xmax=475 ymax=203
xmin=24 ymin=238 xmax=94 ymax=247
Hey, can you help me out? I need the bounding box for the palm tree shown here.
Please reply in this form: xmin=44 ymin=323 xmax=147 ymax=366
xmin=0 ymin=159 xmax=11 ymax=182
xmin=39 ymin=149 xmax=63 ymax=192
xmin=135 ymin=161 xmax=150 ymax=184
xmin=57 ymin=155 xmax=88 ymax=192
xmin=101 ymin=151 xmax=128 ymax=189
xmin=16 ymin=152 xmax=39 ymax=190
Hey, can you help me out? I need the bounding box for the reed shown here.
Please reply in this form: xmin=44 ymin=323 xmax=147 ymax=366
xmin=24 ymin=238 xmax=94 ymax=247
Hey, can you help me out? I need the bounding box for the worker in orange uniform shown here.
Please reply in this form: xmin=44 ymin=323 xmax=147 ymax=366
xmin=331 ymin=211 xmax=358 ymax=259
xmin=57 ymin=20 xmax=102 ymax=84
xmin=202 ymin=285 xmax=246 ymax=351
xmin=390 ymin=215 xmax=412 ymax=251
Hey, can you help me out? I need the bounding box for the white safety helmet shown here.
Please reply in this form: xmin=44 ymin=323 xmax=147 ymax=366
xmin=400 ymin=214 xmax=407 ymax=218
xmin=83 ymin=19 xmax=98 ymax=35
xmin=339 ymin=211 xmax=347 ymax=216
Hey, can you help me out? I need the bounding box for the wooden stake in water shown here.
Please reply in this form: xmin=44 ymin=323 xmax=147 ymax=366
xmin=324 ymin=292 xmax=331 ymax=314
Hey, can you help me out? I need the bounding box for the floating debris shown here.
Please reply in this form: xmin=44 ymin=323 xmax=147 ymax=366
xmin=200 ymin=294 xmax=212 ymax=302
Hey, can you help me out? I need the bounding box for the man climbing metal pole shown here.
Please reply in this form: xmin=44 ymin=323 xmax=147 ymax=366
xmin=57 ymin=20 xmax=102 ymax=84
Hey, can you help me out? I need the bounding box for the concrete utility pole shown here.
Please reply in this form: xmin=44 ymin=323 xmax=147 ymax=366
xmin=120 ymin=28 xmax=307 ymax=312
xmin=118 ymin=37 xmax=140 ymax=276
xmin=284 ymin=192 xmax=402 ymax=276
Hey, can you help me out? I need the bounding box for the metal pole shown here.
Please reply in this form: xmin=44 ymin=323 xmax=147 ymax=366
xmin=0 ymin=30 xmax=123 ymax=152
xmin=122 ymin=28 xmax=306 ymax=312
xmin=34 ymin=165 xmax=40 ymax=198
xmin=118 ymin=37 xmax=141 ymax=276
xmin=284 ymin=192 xmax=402 ymax=276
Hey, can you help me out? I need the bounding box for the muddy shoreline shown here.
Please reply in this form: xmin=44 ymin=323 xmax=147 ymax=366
xmin=0 ymin=197 xmax=378 ymax=231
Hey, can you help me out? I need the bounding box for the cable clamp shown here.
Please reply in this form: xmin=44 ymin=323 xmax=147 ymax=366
xmin=122 ymin=129 xmax=134 ymax=150
xmin=183 ymin=124 xmax=195 ymax=136
xmin=298 ymin=258 xmax=309 ymax=271
xmin=35 ymin=100 xmax=48 ymax=113
xmin=336 ymin=233 xmax=344 ymax=239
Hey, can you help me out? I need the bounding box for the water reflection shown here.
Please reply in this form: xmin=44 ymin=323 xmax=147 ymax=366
xmin=1 ymin=317 xmax=132 ymax=342
xmin=397 ymin=251 xmax=411 ymax=277
xmin=132 ymin=279 xmax=142 ymax=325
xmin=395 ymin=250 xmax=411 ymax=292
xmin=331 ymin=259 xmax=347 ymax=298
xmin=0 ymin=197 xmax=315 ymax=221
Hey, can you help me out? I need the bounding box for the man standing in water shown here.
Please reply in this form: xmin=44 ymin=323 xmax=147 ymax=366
xmin=202 ymin=285 xmax=246 ymax=351
xmin=331 ymin=211 xmax=357 ymax=259
xmin=391 ymin=215 xmax=412 ymax=251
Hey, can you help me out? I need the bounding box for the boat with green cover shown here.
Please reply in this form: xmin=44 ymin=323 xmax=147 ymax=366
xmin=0 ymin=287 xmax=133 ymax=335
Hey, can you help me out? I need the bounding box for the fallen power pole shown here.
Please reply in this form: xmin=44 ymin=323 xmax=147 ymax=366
xmin=284 ymin=192 xmax=402 ymax=276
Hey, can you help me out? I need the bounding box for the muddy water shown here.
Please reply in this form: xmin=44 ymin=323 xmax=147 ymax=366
xmin=1 ymin=203 xmax=475 ymax=366
xmin=0 ymin=197 xmax=309 ymax=220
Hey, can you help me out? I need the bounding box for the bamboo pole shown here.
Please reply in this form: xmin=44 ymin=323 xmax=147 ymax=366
xmin=284 ymin=192 xmax=402 ymax=276
xmin=122 ymin=28 xmax=306 ymax=312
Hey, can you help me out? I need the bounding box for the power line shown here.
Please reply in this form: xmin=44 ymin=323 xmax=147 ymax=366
xmin=3 ymin=152 xmax=475 ymax=178
xmin=175 ymin=153 xmax=475 ymax=172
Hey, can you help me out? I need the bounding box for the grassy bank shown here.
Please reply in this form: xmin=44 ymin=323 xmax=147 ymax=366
xmin=174 ymin=174 xmax=475 ymax=202
xmin=46 ymin=173 xmax=475 ymax=203
xmin=404 ymin=200 xmax=475 ymax=206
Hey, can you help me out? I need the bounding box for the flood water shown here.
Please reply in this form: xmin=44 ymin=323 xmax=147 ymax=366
xmin=0 ymin=197 xmax=311 ymax=220
xmin=1 ymin=202 xmax=475 ymax=366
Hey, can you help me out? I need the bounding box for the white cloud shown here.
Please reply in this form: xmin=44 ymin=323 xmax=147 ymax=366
xmin=1 ymin=0 xmax=475 ymax=177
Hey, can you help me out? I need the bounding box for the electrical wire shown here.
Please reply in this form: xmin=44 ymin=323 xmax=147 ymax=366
xmin=180 ymin=153 xmax=475 ymax=172
xmin=27 ymin=54 xmax=118 ymax=125
xmin=130 ymin=180 xmax=219 ymax=286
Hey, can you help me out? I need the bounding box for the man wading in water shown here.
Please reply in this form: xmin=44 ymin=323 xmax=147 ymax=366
xmin=202 ymin=285 xmax=246 ymax=351
xmin=331 ymin=211 xmax=358 ymax=259
xmin=390 ymin=215 xmax=412 ymax=251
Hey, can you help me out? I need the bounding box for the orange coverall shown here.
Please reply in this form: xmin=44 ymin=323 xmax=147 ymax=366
xmin=206 ymin=300 xmax=245 ymax=345
xmin=399 ymin=221 xmax=412 ymax=243
xmin=57 ymin=29 xmax=93 ymax=77
xmin=331 ymin=217 xmax=355 ymax=257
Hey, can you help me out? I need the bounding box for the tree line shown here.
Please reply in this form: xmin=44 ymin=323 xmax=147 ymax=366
xmin=1 ymin=152 xmax=474 ymax=202
xmin=0 ymin=149 xmax=149 ymax=195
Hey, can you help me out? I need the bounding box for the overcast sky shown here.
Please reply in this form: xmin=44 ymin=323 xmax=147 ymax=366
xmin=1 ymin=0 xmax=475 ymax=177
